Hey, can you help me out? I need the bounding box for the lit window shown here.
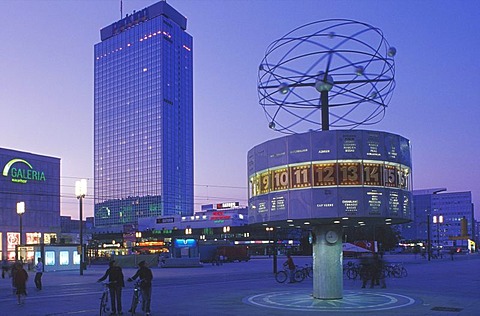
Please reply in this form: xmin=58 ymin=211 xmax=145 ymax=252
xmin=45 ymin=251 xmax=55 ymax=266
xmin=60 ymin=251 xmax=69 ymax=265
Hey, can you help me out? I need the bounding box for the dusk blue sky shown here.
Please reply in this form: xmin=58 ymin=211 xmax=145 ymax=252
xmin=2 ymin=0 xmax=479 ymax=220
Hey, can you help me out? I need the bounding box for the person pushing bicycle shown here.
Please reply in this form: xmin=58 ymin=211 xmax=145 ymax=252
xmin=97 ymin=260 xmax=125 ymax=315
xmin=128 ymin=260 xmax=153 ymax=316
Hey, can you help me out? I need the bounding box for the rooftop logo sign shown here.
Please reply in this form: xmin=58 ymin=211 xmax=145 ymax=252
xmin=2 ymin=158 xmax=46 ymax=184
xmin=112 ymin=8 xmax=149 ymax=36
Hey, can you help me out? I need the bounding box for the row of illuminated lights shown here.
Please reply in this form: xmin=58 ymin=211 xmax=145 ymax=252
xmin=249 ymin=161 xmax=411 ymax=196
xmin=234 ymin=240 xmax=299 ymax=245
xmin=11 ymin=250 xmax=79 ymax=267
xmin=261 ymin=218 xmax=395 ymax=229
xmin=96 ymin=30 xmax=191 ymax=60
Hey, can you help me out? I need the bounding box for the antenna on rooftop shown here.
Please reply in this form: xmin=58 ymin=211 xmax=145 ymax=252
xmin=120 ymin=0 xmax=123 ymax=19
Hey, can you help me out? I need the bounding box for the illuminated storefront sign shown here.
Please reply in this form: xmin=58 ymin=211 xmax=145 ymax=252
xmin=137 ymin=241 xmax=165 ymax=247
xmin=43 ymin=233 xmax=57 ymax=245
xmin=210 ymin=211 xmax=231 ymax=221
xmin=7 ymin=232 xmax=19 ymax=250
xmin=2 ymin=158 xmax=46 ymax=184
xmin=174 ymin=239 xmax=197 ymax=248
xmin=26 ymin=232 xmax=42 ymax=244
xmin=216 ymin=202 xmax=239 ymax=209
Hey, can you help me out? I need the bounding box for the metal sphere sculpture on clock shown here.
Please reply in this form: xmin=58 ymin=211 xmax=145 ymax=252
xmin=258 ymin=19 xmax=396 ymax=134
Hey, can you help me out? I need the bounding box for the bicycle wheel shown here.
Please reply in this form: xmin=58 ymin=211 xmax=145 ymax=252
xmin=99 ymin=292 xmax=108 ymax=316
xmin=346 ymin=268 xmax=358 ymax=280
xmin=275 ymin=271 xmax=288 ymax=283
xmin=400 ymin=267 xmax=408 ymax=278
xmin=306 ymin=266 xmax=313 ymax=278
xmin=129 ymin=290 xmax=139 ymax=315
xmin=391 ymin=266 xmax=402 ymax=278
xmin=294 ymin=270 xmax=305 ymax=283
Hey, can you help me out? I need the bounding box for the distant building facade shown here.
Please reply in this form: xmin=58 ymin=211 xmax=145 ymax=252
xmin=138 ymin=202 xmax=248 ymax=232
xmin=93 ymin=1 xmax=193 ymax=228
xmin=0 ymin=147 xmax=60 ymax=260
xmin=401 ymin=188 xmax=475 ymax=250
xmin=59 ymin=216 xmax=93 ymax=245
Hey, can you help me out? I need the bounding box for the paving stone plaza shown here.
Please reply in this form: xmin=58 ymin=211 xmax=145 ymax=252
xmin=0 ymin=253 xmax=478 ymax=315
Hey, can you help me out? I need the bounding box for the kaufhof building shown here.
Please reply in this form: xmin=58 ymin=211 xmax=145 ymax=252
xmin=0 ymin=147 xmax=60 ymax=261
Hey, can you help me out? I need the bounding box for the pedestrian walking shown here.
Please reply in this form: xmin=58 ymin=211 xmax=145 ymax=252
xmin=283 ymin=254 xmax=296 ymax=283
xmin=371 ymin=253 xmax=386 ymax=288
xmin=11 ymin=261 xmax=20 ymax=294
xmin=97 ymin=260 xmax=125 ymax=315
xmin=2 ymin=259 xmax=9 ymax=279
xmin=128 ymin=260 xmax=153 ymax=316
xmin=14 ymin=262 xmax=28 ymax=305
xmin=360 ymin=255 xmax=374 ymax=288
xmin=34 ymin=258 xmax=43 ymax=290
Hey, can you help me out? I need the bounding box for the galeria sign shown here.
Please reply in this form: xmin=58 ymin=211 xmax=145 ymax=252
xmin=2 ymin=158 xmax=46 ymax=184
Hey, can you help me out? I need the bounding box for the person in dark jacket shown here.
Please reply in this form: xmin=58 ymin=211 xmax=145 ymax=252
xmin=128 ymin=260 xmax=153 ymax=316
xmin=97 ymin=260 xmax=125 ymax=315
xmin=14 ymin=262 xmax=28 ymax=305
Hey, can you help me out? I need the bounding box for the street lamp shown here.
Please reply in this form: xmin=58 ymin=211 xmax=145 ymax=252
xmin=433 ymin=215 xmax=444 ymax=252
xmin=16 ymin=202 xmax=25 ymax=260
xmin=135 ymin=231 xmax=142 ymax=247
xmin=426 ymin=214 xmax=431 ymax=261
xmin=75 ymin=179 xmax=87 ymax=276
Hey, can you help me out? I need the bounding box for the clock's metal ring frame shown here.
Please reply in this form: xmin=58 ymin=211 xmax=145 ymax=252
xmin=258 ymin=19 xmax=396 ymax=134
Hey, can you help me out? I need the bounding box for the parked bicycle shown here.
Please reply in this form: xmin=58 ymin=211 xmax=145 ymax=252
xmin=99 ymin=281 xmax=112 ymax=316
xmin=343 ymin=261 xmax=361 ymax=280
xmin=384 ymin=263 xmax=408 ymax=278
xmin=299 ymin=264 xmax=313 ymax=279
xmin=128 ymin=279 xmax=142 ymax=315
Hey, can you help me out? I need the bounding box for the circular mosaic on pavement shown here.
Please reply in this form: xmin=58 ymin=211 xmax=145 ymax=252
xmin=244 ymin=290 xmax=416 ymax=312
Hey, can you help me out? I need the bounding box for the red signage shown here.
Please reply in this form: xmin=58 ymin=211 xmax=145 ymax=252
xmin=211 ymin=211 xmax=231 ymax=220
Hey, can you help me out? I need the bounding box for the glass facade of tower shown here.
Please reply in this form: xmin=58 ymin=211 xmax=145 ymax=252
xmin=94 ymin=2 xmax=193 ymax=227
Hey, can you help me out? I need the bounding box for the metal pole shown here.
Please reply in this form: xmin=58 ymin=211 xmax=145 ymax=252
xmin=427 ymin=214 xmax=431 ymax=262
xmin=79 ymin=196 xmax=83 ymax=275
xmin=19 ymin=214 xmax=23 ymax=245
xmin=273 ymin=231 xmax=277 ymax=274
xmin=321 ymin=91 xmax=329 ymax=130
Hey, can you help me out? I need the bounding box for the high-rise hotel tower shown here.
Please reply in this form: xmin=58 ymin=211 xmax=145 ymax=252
xmin=94 ymin=2 xmax=193 ymax=227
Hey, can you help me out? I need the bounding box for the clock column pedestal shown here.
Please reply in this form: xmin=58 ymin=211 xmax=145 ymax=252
xmin=312 ymin=225 xmax=343 ymax=299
